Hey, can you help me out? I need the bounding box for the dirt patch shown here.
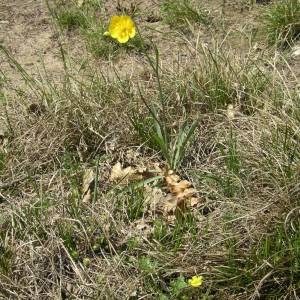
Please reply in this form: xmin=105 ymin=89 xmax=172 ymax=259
xmin=0 ymin=0 xmax=262 ymax=84
xmin=0 ymin=0 xmax=64 ymax=81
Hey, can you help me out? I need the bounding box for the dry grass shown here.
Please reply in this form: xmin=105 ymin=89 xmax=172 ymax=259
xmin=1 ymin=0 xmax=300 ymax=299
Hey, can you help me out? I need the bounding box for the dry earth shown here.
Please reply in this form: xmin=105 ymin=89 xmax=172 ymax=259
xmin=0 ymin=0 xmax=64 ymax=81
xmin=1 ymin=0 xmax=285 ymax=82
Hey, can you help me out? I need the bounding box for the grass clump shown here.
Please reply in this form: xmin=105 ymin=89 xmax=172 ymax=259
xmin=253 ymin=219 xmax=300 ymax=297
xmin=130 ymin=43 xmax=198 ymax=171
xmin=50 ymin=1 xmax=116 ymax=58
xmin=160 ymin=0 xmax=209 ymax=29
xmin=192 ymin=44 xmax=270 ymax=112
xmin=131 ymin=112 xmax=198 ymax=171
xmin=56 ymin=8 xmax=90 ymax=30
xmin=51 ymin=0 xmax=103 ymax=31
xmin=85 ymin=27 xmax=119 ymax=58
xmin=264 ymin=0 xmax=300 ymax=46
xmin=210 ymin=129 xmax=243 ymax=198
xmin=213 ymin=212 xmax=300 ymax=298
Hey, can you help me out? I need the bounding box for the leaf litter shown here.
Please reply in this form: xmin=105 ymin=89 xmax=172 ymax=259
xmin=109 ymin=161 xmax=202 ymax=221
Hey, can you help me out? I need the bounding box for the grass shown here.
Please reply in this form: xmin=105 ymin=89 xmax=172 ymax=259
xmin=1 ymin=0 xmax=300 ymax=299
xmin=191 ymin=43 xmax=270 ymax=112
xmin=213 ymin=214 xmax=300 ymax=298
xmin=56 ymin=8 xmax=90 ymax=30
xmin=263 ymin=0 xmax=300 ymax=46
xmin=50 ymin=0 xmax=145 ymax=59
xmin=160 ymin=0 xmax=209 ymax=30
xmin=50 ymin=0 xmax=115 ymax=58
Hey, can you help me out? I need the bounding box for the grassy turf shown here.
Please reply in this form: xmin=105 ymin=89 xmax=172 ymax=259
xmin=1 ymin=0 xmax=300 ymax=299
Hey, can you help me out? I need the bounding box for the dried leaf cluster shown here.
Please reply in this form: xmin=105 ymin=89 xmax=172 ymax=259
xmin=80 ymin=161 xmax=201 ymax=219
xmin=109 ymin=162 xmax=201 ymax=217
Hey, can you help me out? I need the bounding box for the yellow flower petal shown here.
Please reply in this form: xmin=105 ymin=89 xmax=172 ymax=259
xmin=106 ymin=15 xmax=136 ymax=44
xmin=188 ymin=275 xmax=203 ymax=288
xmin=116 ymin=31 xmax=130 ymax=43
xmin=128 ymin=26 xmax=136 ymax=38
xmin=109 ymin=16 xmax=123 ymax=39
xmin=103 ymin=31 xmax=110 ymax=36
xmin=123 ymin=15 xmax=135 ymax=29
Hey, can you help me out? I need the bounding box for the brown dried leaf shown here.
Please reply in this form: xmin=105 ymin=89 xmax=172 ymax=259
xmin=82 ymin=189 xmax=92 ymax=203
xmin=109 ymin=162 xmax=137 ymax=182
xmin=161 ymin=194 xmax=178 ymax=214
xmin=169 ymin=180 xmax=191 ymax=195
xmin=82 ymin=168 xmax=95 ymax=195
xmin=81 ymin=168 xmax=95 ymax=203
xmin=165 ymin=172 xmax=180 ymax=185
xmin=188 ymin=197 xmax=200 ymax=207
xmin=176 ymin=188 xmax=197 ymax=200
xmin=162 ymin=170 xmax=200 ymax=215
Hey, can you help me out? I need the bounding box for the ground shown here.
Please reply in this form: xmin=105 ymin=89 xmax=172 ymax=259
xmin=0 ymin=0 xmax=300 ymax=299
xmin=0 ymin=0 xmax=64 ymax=81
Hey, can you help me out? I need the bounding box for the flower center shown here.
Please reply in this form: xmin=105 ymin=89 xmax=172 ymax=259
xmin=120 ymin=28 xmax=129 ymax=38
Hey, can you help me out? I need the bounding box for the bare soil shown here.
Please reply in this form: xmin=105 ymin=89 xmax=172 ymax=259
xmin=0 ymin=0 xmax=64 ymax=80
xmin=0 ymin=0 xmax=267 ymax=82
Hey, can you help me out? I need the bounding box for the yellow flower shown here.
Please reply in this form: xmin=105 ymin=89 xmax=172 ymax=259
xmin=188 ymin=275 xmax=203 ymax=288
xmin=104 ymin=15 xmax=136 ymax=44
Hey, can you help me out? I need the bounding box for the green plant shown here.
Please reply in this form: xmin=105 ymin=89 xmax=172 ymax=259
xmin=272 ymin=123 xmax=299 ymax=180
xmin=217 ymin=129 xmax=243 ymax=197
xmin=124 ymin=187 xmax=145 ymax=221
xmin=2 ymin=2 xmax=300 ymax=298
xmin=152 ymin=212 xmax=198 ymax=251
xmin=153 ymin=218 xmax=169 ymax=242
xmin=85 ymin=26 xmax=119 ymax=58
xmin=56 ymin=8 xmax=90 ymax=30
xmin=49 ymin=0 xmax=103 ymax=31
xmin=193 ymin=44 xmax=269 ymax=112
xmin=213 ymin=210 xmax=300 ymax=298
xmin=264 ymin=0 xmax=300 ymax=46
xmin=131 ymin=112 xmax=198 ymax=171
xmin=224 ymin=130 xmax=241 ymax=175
xmin=58 ymin=221 xmax=79 ymax=260
xmin=49 ymin=0 xmax=119 ymax=59
xmin=170 ymin=275 xmax=189 ymax=297
xmin=200 ymin=129 xmax=243 ymax=198
xmin=172 ymin=212 xmax=197 ymax=250
xmin=138 ymin=256 xmax=158 ymax=274
xmin=0 ymin=237 xmax=12 ymax=276
xmin=253 ymin=218 xmax=300 ymax=297
xmin=130 ymin=38 xmax=198 ymax=170
xmin=161 ymin=0 xmax=208 ymax=29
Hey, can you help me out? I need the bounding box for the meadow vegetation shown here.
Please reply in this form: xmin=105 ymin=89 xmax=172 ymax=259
xmin=0 ymin=0 xmax=300 ymax=299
